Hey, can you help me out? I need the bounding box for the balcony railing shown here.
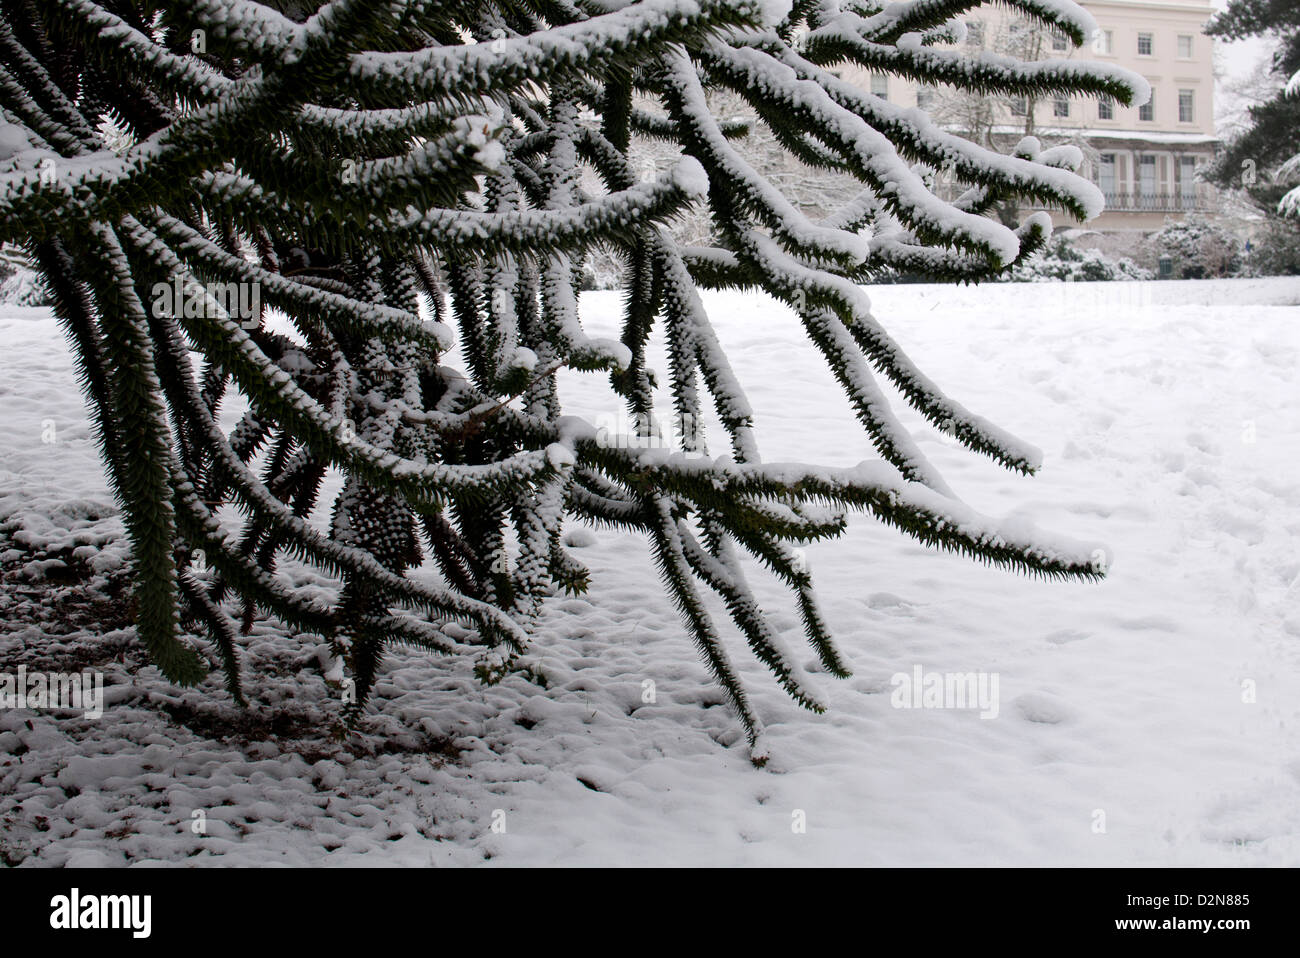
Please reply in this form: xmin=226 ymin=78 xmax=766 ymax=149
xmin=1097 ymin=190 xmax=1208 ymax=213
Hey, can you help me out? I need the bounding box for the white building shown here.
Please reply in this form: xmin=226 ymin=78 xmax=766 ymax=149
xmin=839 ymin=0 xmax=1219 ymax=233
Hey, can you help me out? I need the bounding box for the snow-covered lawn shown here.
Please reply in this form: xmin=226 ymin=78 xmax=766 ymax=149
xmin=2 ymin=277 xmax=1298 ymax=866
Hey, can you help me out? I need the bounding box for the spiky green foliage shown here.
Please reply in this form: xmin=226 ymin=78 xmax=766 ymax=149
xmin=0 ymin=0 xmax=1139 ymax=759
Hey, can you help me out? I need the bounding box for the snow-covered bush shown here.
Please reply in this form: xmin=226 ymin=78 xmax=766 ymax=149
xmin=579 ymin=248 xmax=627 ymax=291
xmin=0 ymin=268 xmax=49 ymax=306
xmin=1145 ymin=216 xmax=1244 ymax=279
xmin=1004 ymin=236 xmax=1153 ymax=282
xmin=0 ymin=245 xmax=48 ymax=305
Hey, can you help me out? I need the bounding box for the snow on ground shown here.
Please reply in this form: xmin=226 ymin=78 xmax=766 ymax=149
xmin=1 ymin=277 xmax=1298 ymax=866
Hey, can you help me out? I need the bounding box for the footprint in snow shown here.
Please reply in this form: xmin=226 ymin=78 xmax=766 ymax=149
xmin=1045 ymin=629 xmax=1090 ymax=645
xmin=1015 ymin=693 xmax=1076 ymax=725
xmin=562 ymin=528 xmax=597 ymax=548
xmin=1185 ymin=432 xmax=1221 ymax=456
xmin=865 ymin=592 xmax=915 ymax=614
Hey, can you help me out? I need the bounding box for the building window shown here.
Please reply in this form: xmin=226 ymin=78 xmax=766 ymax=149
xmin=1054 ymin=97 xmax=1070 ymax=117
xmin=917 ymin=87 xmax=932 ymax=109
xmin=966 ymin=21 xmax=984 ymax=46
xmin=1158 ymin=257 xmax=1173 ymax=278
xmin=1010 ymin=97 xmax=1028 ymax=117
xmin=871 ymin=74 xmax=888 ymax=100
xmin=1139 ymin=155 xmax=1157 ymax=208
xmin=1139 ymin=91 xmax=1154 ymax=122
xmin=1098 ymin=153 xmax=1116 ymax=200
xmin=1179 ymin=89 xmax=1194 ymax=122
xmin=1093 ymin=29 xmax=1114 ymax=55
xmin=1098 ymin=97 xmax=1113 ymax=120
xmin=1178 ymin=35 xmax=1193 ymax=58
xmin=1052 ymin=33 xmax=1068 ymax=51
xmin=1180 ymin=156 xmax=1197 ymax=207
xmin=1138 ymin=32 xmax=1153 ymax=56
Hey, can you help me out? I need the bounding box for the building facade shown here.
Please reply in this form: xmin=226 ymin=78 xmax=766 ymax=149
xmin=840 ymin=0 xmax=1218 ymax=232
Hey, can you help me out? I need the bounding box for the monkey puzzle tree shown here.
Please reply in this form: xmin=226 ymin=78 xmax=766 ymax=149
xmin=0 ymin=0 xmax=1143 ymax=759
